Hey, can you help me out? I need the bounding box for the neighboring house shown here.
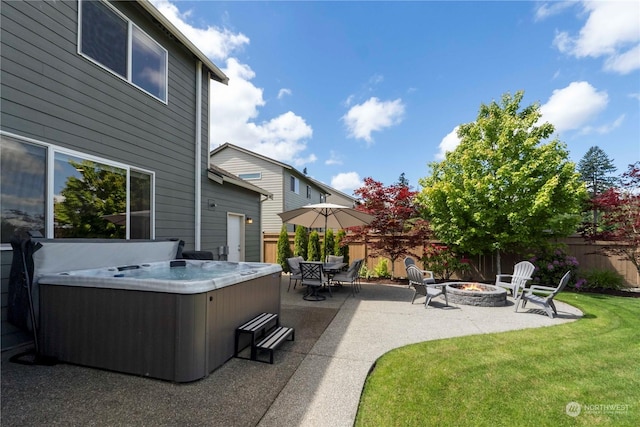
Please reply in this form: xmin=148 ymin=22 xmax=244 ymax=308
xmin=0 ymin=0 xmax=264 ymax=350
xmin=210 ymin=143 xmax=336 ymax=233
xmin=306 ymin=176 xmax=358 ymax=208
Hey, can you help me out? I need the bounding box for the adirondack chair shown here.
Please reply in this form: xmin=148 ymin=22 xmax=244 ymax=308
xmin=404 ymin=256 xmax=435 ymax=288
xmin=406 ymin=264 xmax=448 ymax=309
xmin=515 ymin=271 xmax=571 ymax=318
xmin=495 ymin=261 xmax=535 ymax=296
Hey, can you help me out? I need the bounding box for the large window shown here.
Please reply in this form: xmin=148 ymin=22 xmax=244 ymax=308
xmin=79 ymin=0 xmax=168 ymax=102
xmin=0 ymin=137 xmax=46 ymax=241
xmin=0 ymin=133 xmax=153 ymax=245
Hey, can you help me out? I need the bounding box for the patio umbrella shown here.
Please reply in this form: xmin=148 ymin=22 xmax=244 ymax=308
xmin=278 ymin=203 xmax=375 ymax=259
xmin=278 ymin=203 xmax=374 ymax=230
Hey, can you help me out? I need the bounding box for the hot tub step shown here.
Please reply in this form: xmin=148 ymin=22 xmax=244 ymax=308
xmin=255 ymin=326 xmax=295 ymax=364
xmin=234 ymin=312 xmax=279 ymax=360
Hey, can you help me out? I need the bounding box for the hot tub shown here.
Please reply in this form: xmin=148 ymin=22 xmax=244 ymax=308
xmin=33 ymin=240 xmax=282 ymax=382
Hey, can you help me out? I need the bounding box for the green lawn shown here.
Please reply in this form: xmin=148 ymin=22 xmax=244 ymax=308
xmin=355 ymin=293 xmax=640 ymax=426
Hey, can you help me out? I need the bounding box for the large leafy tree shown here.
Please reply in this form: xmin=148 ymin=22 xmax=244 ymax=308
xmin=344 ymin=177 xmax=431 ymax=278
xmin=417 ymin=91 xmax=587 ymax=273
xmin=582 ymin=162 xmax=640 ymax=275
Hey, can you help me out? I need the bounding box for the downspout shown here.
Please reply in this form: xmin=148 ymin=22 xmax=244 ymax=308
xmin=194 ymin=61 xmax=203 ymax=250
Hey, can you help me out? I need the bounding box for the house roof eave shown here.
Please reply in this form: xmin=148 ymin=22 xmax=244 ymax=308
xmin=136 ymin=0 xmax=229 ymax=85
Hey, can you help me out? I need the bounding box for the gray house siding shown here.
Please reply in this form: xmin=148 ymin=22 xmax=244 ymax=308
xmin=201 ymin=182 xmax=262 ymax=262
xmin=210 ymin=146 xmax=284 ymax=233
xmin=0 ymin=0 xmax=218 ymax=350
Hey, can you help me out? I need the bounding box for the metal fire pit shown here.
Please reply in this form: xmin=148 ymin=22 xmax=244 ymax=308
xmin=445 ymin=282 xmax=507 ymax=307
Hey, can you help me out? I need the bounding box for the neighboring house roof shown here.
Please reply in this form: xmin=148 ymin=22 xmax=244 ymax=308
xmin=136 ymin=0 xmax=228 ymax=85
xmin=208 ymin=165 xmax=272 ymax=197
xmin=305 ymin=175 xmax=357 ymax=205
xmin=210 ymin=142 xmax=328 ymax=192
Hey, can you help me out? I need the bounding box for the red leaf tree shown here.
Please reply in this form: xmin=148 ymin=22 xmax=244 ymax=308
xmin=582 ymin=162 xmax=640 ymax=276
xmin=343 ymin=177 xmax=431 ymax=278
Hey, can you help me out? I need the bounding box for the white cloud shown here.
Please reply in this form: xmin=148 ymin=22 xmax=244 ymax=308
xmin=540 ymin=81 xmax=608 ymax=133
xmin=152 ymin=1 xmax=318 ymax=167
xmin=436 ymin=126 xmax=461 ymax=160
xmin=342 ymin=97 xmax=405 ymax=144
xmin=552 ymin=1 xmax=640 ymax=74
xmin=150 ymin=0 xmax=249 ymax=61
xmin=534 ymin=1 xmax=575 ymax=22
xmin=629 ymin=92 xmax=640 ymax=101
xmin=331 ymin=172 xmax=362 ymax=193
xmin=325 ymin=150 xmax=343 ymax=166
xmin=277 ymin=88 xmax=292 ymax=99
xmin=579 ymin=114 xmax=625 ymax=136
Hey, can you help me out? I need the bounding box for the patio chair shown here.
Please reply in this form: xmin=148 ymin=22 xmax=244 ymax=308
xmin=495 ymin=261 xmax=535 ymax=297
xmin=515 ymin=271 xmax=571 ymax=319
xmin=406 ymin=264 xmax=448 ymax=309
xmin=332 ymin=258 xmax=363 ymax=296
xmin=326 ymin=255 xmax=344 ymax=264
xmin=404 ymin=256 xmax=435 ymax=288
xmin=286 ymin=256 xmax=304 ymax=292
xmin=300 ymin=262 xmax=330 ymax=301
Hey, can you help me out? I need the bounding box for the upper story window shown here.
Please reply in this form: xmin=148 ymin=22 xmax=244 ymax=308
xmin=1 ymin=133 xmax=153 ymax=246
xmin=306 ymin=185 xmax=311 ymax=199
xmin=238 ymin=172 xmax=262 ymax=180
xmin=290 ymin=176 xmax=299 ymax=194
xmin=79 ymin=0 xmax=168 ymax=103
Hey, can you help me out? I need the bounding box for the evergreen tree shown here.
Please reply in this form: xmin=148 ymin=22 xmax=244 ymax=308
xmin=578 ymin=146 xmax=617 ymax=197
xmin=276 ymin=224 xmax=292 ymax=272
xmin=293 ymin=225 xmax=308 ymax=260
xmin=322 ymin=229 xmax=335 ymax=260
xmin=307 ymin=231 xmax=321 ymax=261
xmin=335 ymin=229 xmax=349 ymax=265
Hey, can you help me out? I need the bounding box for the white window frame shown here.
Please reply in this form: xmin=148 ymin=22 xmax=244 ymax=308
xmin=0 ymin=131 xmax=155 ymax=249
xmin=238 ymin=172 xmax=262 ymax=180
xmin=290 ymin=176 xmax=299 ymax=194
xmin=78 ymin=0 xmax=168 ymax=104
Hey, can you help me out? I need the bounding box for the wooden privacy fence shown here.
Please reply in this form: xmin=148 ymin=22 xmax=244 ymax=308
xmin=262 ymin=233 xmax=638 ymax=286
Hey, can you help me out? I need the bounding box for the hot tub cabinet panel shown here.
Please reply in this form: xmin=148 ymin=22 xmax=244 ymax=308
xmin=39 ymin=273 xmax=281 ymax=382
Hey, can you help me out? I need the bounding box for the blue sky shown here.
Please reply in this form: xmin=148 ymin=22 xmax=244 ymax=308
xmin=151 ymin=0 xmax=640 ymax=195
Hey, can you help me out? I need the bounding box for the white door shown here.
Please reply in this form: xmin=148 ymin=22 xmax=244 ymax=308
xmin=227 ymin=213 xmax=244 ymax=262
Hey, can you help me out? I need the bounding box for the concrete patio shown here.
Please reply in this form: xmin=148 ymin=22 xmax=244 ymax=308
xmin=1 ymin=276 xmax=582 ymax=426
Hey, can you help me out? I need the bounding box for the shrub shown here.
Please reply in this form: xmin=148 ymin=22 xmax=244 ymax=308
xmin=293 ymin=225 xmax=308 ymax=260
xmin=373 ymin=258 xmax=390 ymax=278
xmin=421 ymin=244 xmax=471 ymax=280
xmin=528 ymin=246 xmax=579 ymax=287
xmin=276 ymin=225 xmax=292 ymax=272
xmin=307 ymin=231 xmax=321 ymax=261
xmin=321 ymin=229 xmax=335 ymax=260
xmin=577 ymin=268 xmax=625 ymax=291
xmin=335 ymin=229 xmax=350 ymax=265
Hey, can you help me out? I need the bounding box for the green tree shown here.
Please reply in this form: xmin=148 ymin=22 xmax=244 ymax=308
xmin=578 ymin=146 xmax=617 ymax=197
xmin=335 ymin=229 xmax=350 ymax=265
xmin=417 ymin=91 xmax=587 ymax=273
xmin=321 ymin=228 xmax=335 ymax=260
xmin=276 ymin=224 xmax=292 ymax=272
xmin=578 ymin=146 xmax=617 ymax=231
xmin=54 ymin=160 xmax=126 ymax=238
xmin=293 ymin=225 xmax=308 ymax=260
xmin=307 ymin=230 xmax=321 ymax=261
